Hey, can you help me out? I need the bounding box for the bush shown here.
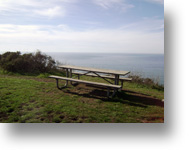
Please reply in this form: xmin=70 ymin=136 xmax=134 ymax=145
xmin=0 ymin=51 xmax=58 ymax=75
xmin=128 ymin=74 xmax=164 ymax=91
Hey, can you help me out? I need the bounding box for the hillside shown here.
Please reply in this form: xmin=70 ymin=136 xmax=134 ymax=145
xmin=0 ymin=74 xmax=164 ymax=123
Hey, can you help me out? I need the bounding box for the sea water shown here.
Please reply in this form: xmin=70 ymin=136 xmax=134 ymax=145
xmin=47 ymin=52 xmax=164 ymax=85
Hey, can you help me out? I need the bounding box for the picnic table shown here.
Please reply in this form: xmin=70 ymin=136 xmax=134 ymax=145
xmin=49 ymin=65 xmax=131 ymax=98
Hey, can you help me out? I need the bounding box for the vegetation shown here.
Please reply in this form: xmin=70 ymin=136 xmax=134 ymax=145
xmin=0 ymin=51 xmax=59 ymax=75
xmin=128 ymin=74 xmax=164 ymax=91
xmin=0 ymin=74 xmax=164 ymax=123
xmin=0 ymin=51 xmax=164 ymax=123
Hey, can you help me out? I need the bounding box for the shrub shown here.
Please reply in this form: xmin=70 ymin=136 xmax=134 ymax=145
xmin=128 ymin=74 xmax=164 ymax=91
xmin=0 ymin=51 xmax=58 ymax=75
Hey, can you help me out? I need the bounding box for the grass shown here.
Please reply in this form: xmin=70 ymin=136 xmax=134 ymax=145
xmin=0 ymin=74 xmax=164 ymax=123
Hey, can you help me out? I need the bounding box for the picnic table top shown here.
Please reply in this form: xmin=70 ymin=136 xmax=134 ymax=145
xmin=58 ymin=65 xmax=130 ymax=75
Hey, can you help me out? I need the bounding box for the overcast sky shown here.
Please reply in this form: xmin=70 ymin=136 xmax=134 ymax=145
xmin=0 ymin=0 xmax=164 ymax=54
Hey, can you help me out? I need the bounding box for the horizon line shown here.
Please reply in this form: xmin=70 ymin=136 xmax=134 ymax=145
xmin=0 ymin=50 xmax=164 ymax=55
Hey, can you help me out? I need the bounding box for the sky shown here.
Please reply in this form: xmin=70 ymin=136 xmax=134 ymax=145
xmin=0 ymin=0 xmax=164 ymax=54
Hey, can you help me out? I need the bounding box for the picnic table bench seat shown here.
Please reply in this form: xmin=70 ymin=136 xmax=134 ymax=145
xmin=72 ymin=72 xmax=132 ymax=87
xmin=72 ymin=72 xmax=132 ymax=81
xmin=49 ymin=75 xmax=121 ymax=98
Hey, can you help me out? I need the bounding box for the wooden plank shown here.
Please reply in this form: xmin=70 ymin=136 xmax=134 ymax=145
xmin=49 ymin=75 xmax=121 ymax=89
xmin=58 ymin=65 xmax=130 ymax=75
xmin=72 ymin=72 xmax=132 ymax=81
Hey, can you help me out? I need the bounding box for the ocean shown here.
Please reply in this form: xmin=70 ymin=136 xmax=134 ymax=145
xmin=47 ymin=52 xmax=164 ymax=85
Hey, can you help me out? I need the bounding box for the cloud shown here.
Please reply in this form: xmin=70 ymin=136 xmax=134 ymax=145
xmin=120 ymin=17 xmax=164 ymax=32
xmin=0 ymin=0 xmax=76 ymax=18
xmin=0 ymin=24 xmax=164 ymax=54
xmin=144 ymin=0 xmax=164 ymax=5
xmin=34 ymin=6 xmax=64 ymax=18
xmin=92 ymin=0 xmax=134 ymax=12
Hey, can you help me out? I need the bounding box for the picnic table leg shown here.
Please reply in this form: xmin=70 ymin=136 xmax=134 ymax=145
xmin=56 ymin=79 xmax=60 ymax=89
xmin=120 ymin=80 xmax=123 ymax=90
xmin=56 ymin=78 xmax=68 ymax=89
xmin=57 ymin=69 xmax=70 ymax=89
xmin=66 ymin=68 xmax=69 ymax=76
xmin=107 ymin=88 xmax=110 ymax=98
xmin=114 ymin=75 xmax=119 ymax=92
xmin=69 ymin=69 xmax=79 ymax=86
xmin=54 ymin=68 xmax=69 ymax=89
xmin=69 ymin=69 xmax=72 ymax=84
xmin=114 ymin=75 xmax=119 ymax=85
xmin=65 ymin=68 xmax=69 ymax=85
xmin=107 ymin=88 xmax=117 ymax=98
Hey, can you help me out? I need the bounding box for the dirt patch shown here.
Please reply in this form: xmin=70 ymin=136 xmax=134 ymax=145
xmin=29 ymin=99 xmax=36 ymax=103
xmin=140 ymin=114 xmax=164 ymax=123
xmin=141 ymin=117 xmax=164 ymax=123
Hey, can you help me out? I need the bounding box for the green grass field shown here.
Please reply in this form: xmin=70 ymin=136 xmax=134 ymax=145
xmin=0 ymin=74 xmax=164 ymax=123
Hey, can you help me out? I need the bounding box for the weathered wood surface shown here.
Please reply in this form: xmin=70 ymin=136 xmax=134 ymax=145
xmin=72 ymin=72 xmax=132 ymax=81
xmin=49 ymin=75 xmax=122 ymax=89
xmin=58 ymin=65 xmax=130 ymax=75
